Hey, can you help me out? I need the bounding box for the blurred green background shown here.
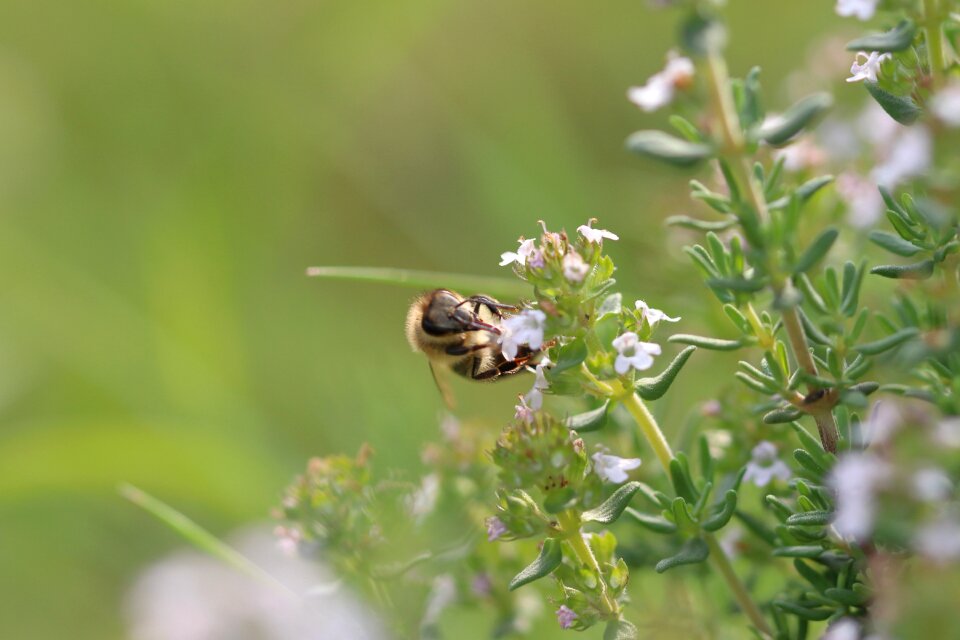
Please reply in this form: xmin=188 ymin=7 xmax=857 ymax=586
xmin=0 ymin=0 xmax=837 ymax=637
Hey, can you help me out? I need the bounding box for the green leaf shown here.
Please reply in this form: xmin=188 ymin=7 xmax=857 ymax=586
xmin=756 ymin=93 xmax=833 ymax=146
xmin=604 ymin=619 xmax=639 ymax=640
xmin=636 ymin=346 xmax=697 ymax=400
xmin=597 ymin=293 xmax=622 ymax=319
xmin=847 ymin=381 xmax=879 ymax=396
xmin=655 ymin=538 xmax=709 ymax=573
xmin=825 ymin=587 xmax=869 ymax=606
xmin=120 ymin=484 xmax=297 ymax=598
xmin=763 ymin=406 xmax=803 ymax=424
xmin=853 ymin=327 xmax=920 ymax=355
xmin=786 ymin=510 xmax=832 ymax=526
xmin=625 ymin=507 xmax=678 ymax=534
xmin=870 ymin=259 xmax=935 ymax=280
xmin=564 ymin=402 xmax=609 ymax=433
xmin=794 ymin=449 xmax=827 ymax=479
xmin=701 ymin=490 xmax=738 ymax=531
xmin=626 ymin=130 xmax=714 ymax=167
xmin=864 ymin=82 xmax=921 ymax=125
xmin=508 ymin=538 xmax=563 ymax=591
xmin=669 ymin=334 xmax=744 ymax=351
xmin=669 ymin=115 xmax=706 ymax=142
xmin=583 ymin=482 xmax=642 ymax=524
xmin=665 ymin=215 xmax=738 ymax=231
xmin=706 ymin=276 xmax=767 ymax=292
xmin=797 ymin=308 xmax=831 ymax=346
xmin=794 ymin=560 xmax=832 ymax=591
xmin=551 ymin=337 xmax=588 ymax=375
xmin=772 ymin=600 xmax=832 ymax=621
xmin=846 ymin=20 xmax=917 ymax=52
xmin=669 ymin=457 xmax=698 ymax=503
xmin=794 ymin=228 xmax=839 ymax=274
xmin=772 ymin=546 xmax=824 ymax=559
xmin=305 ymin=266 xmax=529 ymax=299
xmin=869 ymin=230 xmax=922 ymax=257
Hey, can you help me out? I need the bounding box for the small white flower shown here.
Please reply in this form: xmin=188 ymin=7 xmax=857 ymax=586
xmin=499 ymin=238 xmax=538 ymax=266
xmin=627 ymin=52 xmax=694 ymax=112
xmin=822 ymin=617 xmax=861 ymax=640
xmin=915 ymin=516 xmax=960 ymax=564
xmin=562 ymin=251 xmax=590 ymax=283
xmin=514 ymin=394 xmax=535 ymax=423
xmin=774 ymin=137 xmax=827 ymax=173
xmin=555 ymin=605 xmax=579 ymax=629
xmin=592 ymin=447 xmax=642 ymax=484
xmin=635 ymin=299 xmax=681 ymax=325
xmin=527 ymin=248 xmax=545 ymax=269
xmin=829 ymin=452 xmax=892 ymax=541
xmin=499 ymin=310 xmax=546 ymax=361
xmin=846 ymin=51 xmax=891 ymax=83
xmin=932 ymin=82 xmax=960 ymax=127
xmin=835 ymin=0 xmax=877 ymax=20
xmin=485 ymin=516 xmax=507 ymax=542
xmin=864 ymin=401 xmax=902 ymax=446
xmin=577 ymin=219 xmax=619 ymax=244
xmin=912 ymin=467 xmax=953 ymax=502
xmin=611 ymin=332 xmax=661 ymax=374
xmin=743 ymin=441 xmax=792 ymax=487
xmin=870 ymin=125 xmax=931 ymax=188
xmin=836 ymin=172 xmax=885 ymax=228
xmin=522 ymin=359 xmax=551 ymax=410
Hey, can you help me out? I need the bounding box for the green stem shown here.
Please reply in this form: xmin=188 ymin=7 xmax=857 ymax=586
xmin=558 ymin=510 xmax=619 ymax=616
xmin=704 ymin=534 xmax=774 ymax=638
xmin=704 ymin=44 xmax=839 ymax=454
xmin=619 ymin=393 xmax=773 ymax=636
xmin=923 ymin=0 xmax=946 ymax=88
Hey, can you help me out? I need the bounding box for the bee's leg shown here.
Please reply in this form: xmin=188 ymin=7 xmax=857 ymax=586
xmin=473 ymin=353 xmax=536 ymax=380
xmin=457 ymin=295 xmax=518 ymax=319
xmin=445 ymin=343 xmax=491 ymax=356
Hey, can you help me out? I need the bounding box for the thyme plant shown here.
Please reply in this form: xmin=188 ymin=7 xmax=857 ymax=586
xmin=279 ymin=0 xmax=960 ymax=637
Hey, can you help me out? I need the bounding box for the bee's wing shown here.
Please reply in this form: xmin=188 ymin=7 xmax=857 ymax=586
xmin=429 ymin=362 xmax=457 ymax=410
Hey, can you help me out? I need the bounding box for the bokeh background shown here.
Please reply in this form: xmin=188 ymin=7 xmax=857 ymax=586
xmin=0 ymin=1 xmax=845 ymax=637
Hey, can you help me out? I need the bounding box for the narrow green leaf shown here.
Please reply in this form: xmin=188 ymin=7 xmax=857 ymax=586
xmin=508 ymin=538 xmax=563 ymax=590
xmin=564 ymin=402 xmax=609 ymax=433
xmin=868 ymin=230 xmax=922 ymax=257
xmin=864 ymin=82 xmax=921 ymax=125
xmin=120 ymin=484 xmax=297 ymax=598
xmin=626 ymin=130 xmax=714 ymax=167
xmin=706 ymin=276 xmax=767 ymax=292
xmin=794 ymin=449 xmax=827 ymax=479
xmin=765 ymin=495 xmax=795 ymax=521
xmin=625 ymin=507 xmax=678 ymax=534
xmin=701 ymin=490 xmax=738 ymax=531
xmin=847 ymin=381 xmax=879 ymax=396
xmin=669 ymin=334 xmax=744 ymax=351
xmin=853 ymin=327 xmax=920 ymax=355
xmin=797 ymin=307 xmax=831 ymax=346
xmin=846 ymin=20 xmax=917 ymax=52
xmin=669 ymin=115 xmax=706 ymax=142
xmin=655 ymin=538 xmax=710 ymax=573
xmin=756 ymin=93 xmax=833 ymax=146
xmin=305 ymin=266 xmax=529 ymax=299
xmin=670 ymin=458 xmax=699 ymax=502
xmin=736 ymin=510 xmax=778 ymax=546
xmin=583 ymin=482 xmax=641 ymax=524
xmin=665 ymin=215 xmax=738 ymax=231
xmin=794 ymin=560 xmax=832 ymax=591
xmin=636 ymin=346 xmax=697 ymax=400
xmin=736 ymin=371 xmax=779 ymax=394
xmin=794 ymin=228 xmax=839 ymax=274
xmin=772 ymin=546 xmax=825 ymax=559
xmin=825 ymin=587 xmax=868 ymax=606
xmin=772 ymin=600 xmax=833 ymax=620
xmin=786 ymin=510 xmax=832 ymax=526
xmin=763 ymin=406 xmax=804 ymax=424
xmin=870 ymin=260 xmax=935 ymax=280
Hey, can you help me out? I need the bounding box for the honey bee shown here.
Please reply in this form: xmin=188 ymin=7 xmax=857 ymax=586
xmin=405 ymin=289 xmax=543 ymax=406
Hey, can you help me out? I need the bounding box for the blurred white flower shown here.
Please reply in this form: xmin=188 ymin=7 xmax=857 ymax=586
xmin=555 ymin=605 xmax=579 ymax=629
xmin=635 ymin=299 xmax=680 ymax=325
xmin=514 ymin=394 xmax=535 ymax=423
xmin=836 ymin=172 xmax=884 ymax=228
xmin=500 ymin=238 xmax=537 ymax=267
xmin=422 ymin=574 xmax=457 ymax=629
xmin=562 ymin=251 xmax=590 ymax=283
xmin=612 ymin=332 xmax=661 ymax=374
xmin=821 ymin=617 xmax=861 ymax=640
xmin=273 ymin=525 xmax=302 ymax=557
xmin=846 ymin=51 xmax=891 ymax=83
xmin=719 ymin=526 xmax=744 ymax=559
xmin=592 ymin=447 xmax=642 ymax=484
xmin=523 ymin=359 xmax=551 ymax=410
xmin=829 ymin=453 xmax=892 ymax=541
xmin=125 ymin=528 xmax=384 ymax=640
xmin=743 ymin=441 xmax=792 ymax=487
xmin=409 ymin=473 xmax=440 ymax=519
xmin=486 ymin=516 xmax=507 ymax=542
xmin=499 ymin=309 xmax=546 ymax=360
xmin=775 ymin=137 xmax=827 ymax=172
xmin=915 ymin=516 xmax=960 ymax=564
xmin=577 ymin=219 xmax=619 ymax=243
xmin=912 ymin=467 xmax=953 ymax=502
xmin=931 ymin=82 xmax=960 ymax=127
xmin=835 ymin=0 xmax=877 ymax=20
xmin=864 ymin=401 xmax=902 ymax=446
xmin=870 ymin=125 xmax=931 ymax=188
xmin=627 ymin=52 xmax=694 ymax=112
xmin=933 ymin=418 xmax=960 ymax=449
